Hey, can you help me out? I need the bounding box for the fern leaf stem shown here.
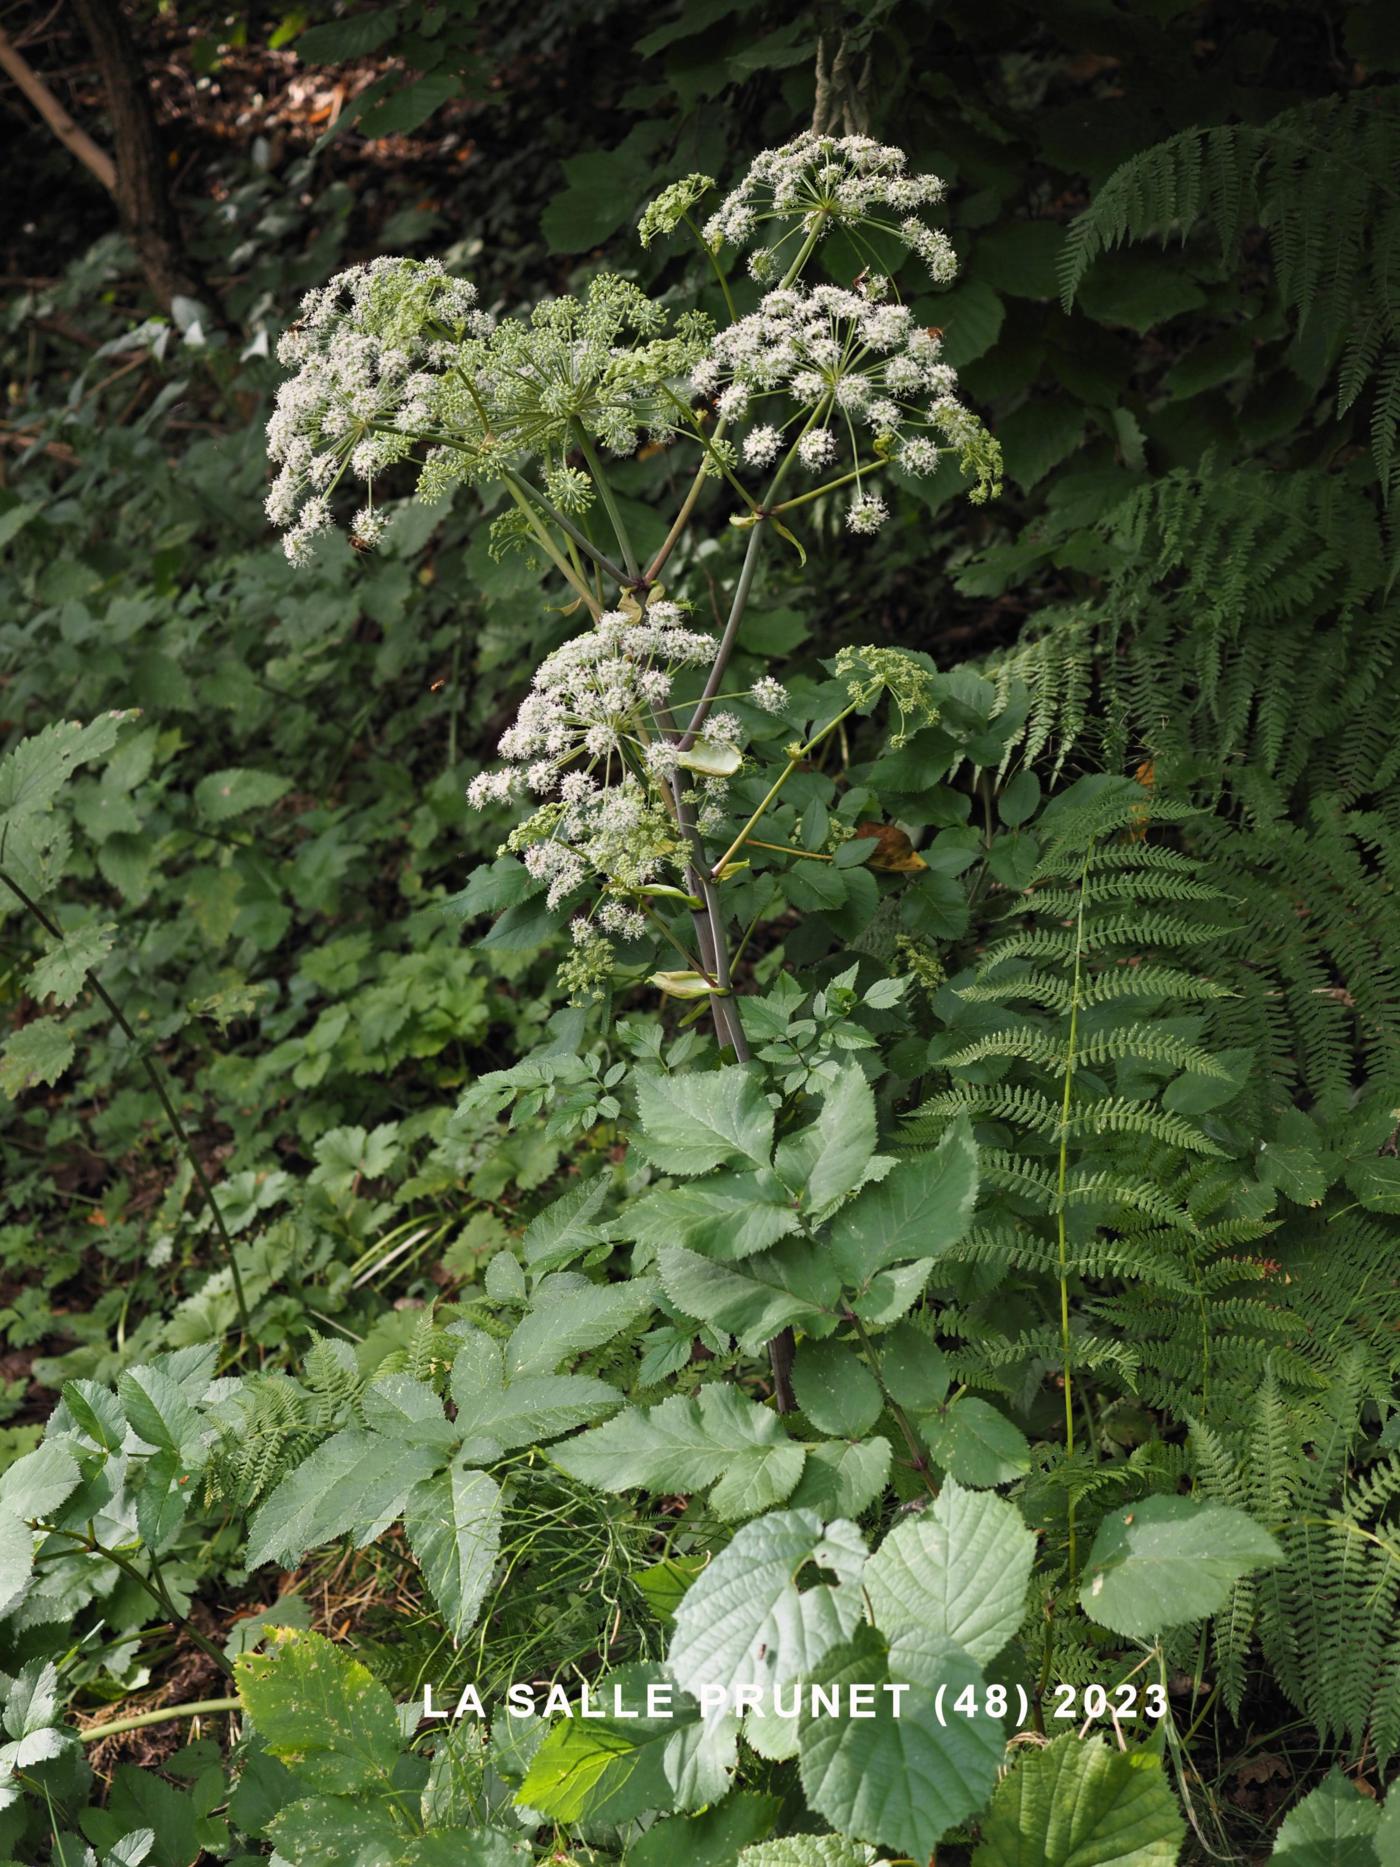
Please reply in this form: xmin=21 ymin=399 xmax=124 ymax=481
xmin=1057 ymin=838 xmax=1093 ymax=1585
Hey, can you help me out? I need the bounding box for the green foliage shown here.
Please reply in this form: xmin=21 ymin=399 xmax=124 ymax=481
xmin=2 ymin=0 xmax=1399 ymax=1861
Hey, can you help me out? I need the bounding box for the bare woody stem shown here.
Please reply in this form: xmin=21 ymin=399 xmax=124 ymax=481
xmin=0 ymin=868 xmax=252 ymax=1341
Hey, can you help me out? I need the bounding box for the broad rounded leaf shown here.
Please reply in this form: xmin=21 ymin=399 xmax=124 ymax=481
xmin=865 ymin=1482 xmax=1035 ymax=1664
xmin=668 ymin=1510 xmax=867 ymax=1700
xmin=1269 ymin=1767 xmax=1384 ymax=1864
xmin=792 ymin=1342 xmax=882 ymax=1440
xmin=921 ymin=1396 xmax=1031 ymax=1488
xmin=1080 ymin=1497 xmax=1282 ymax=1638
xmin=237 ymin=1628 xmax=401 ymax=1795
xmin=798 ymin=1626 xmax=1004 ymax=1861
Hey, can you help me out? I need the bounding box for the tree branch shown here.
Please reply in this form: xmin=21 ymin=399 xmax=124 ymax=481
xmin=0 ymin=23 xmax=116 ymax=192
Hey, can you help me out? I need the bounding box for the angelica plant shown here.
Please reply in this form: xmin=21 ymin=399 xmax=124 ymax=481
xmin=266 ymin=131 xmax=1000 ymax=1037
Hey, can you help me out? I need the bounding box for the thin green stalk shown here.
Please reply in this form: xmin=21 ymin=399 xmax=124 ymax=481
xmin=81 ymin=1697 xmax=241 ymax=1744
xmin=779 ymin=223 xmax=824 ymax=290
xmin=847 ymin=1313 xmax=938 ymax=1500
xmin=0 ymin=869 xmax=251 ymax=1341
xmin=504 ymin=468 xmax=631 ymax=588
xmin=709 ymin=700 xmax=858 ymax=875
xmin=770 ymin=457 xmax=889 ymax=515
xmin=1056 ymin=839 xmax=1094 ymax=1587
xmin=682 ymin=212 xmax=738 ymax=321
xmin=498 ymin=477 xmax=600 ymax=613
xmin=35 ymin=1523 xmax=233 ymax=1677
xmin=573 ymin=426 xmax=639 ymax=578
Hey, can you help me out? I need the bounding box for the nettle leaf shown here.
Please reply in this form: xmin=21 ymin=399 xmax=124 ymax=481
xmin=504 ymin=1276 xmax=657 ymax=1377
xmin=448 ymin=1326 xmax=621 ymax=1448
xmin=26 ymin=919 xmax=115 ymax=1006
xmin=237 ymin=1629 xmax=400 ymax=1794
xmin=668 ymin=1510 xmax=867 ymax=1702
xmin=193 ymin=766 xmax=292 ymax=823
xmin=864 ymin=1482 xmax=1035 ymax=1664
xmin=791 ymin=1342 xmax=882 ymax=1439
xmin=803 ymin=1062 xmax=878 ymax=1214
xmin=554 ymin=1385 xmax=805 ymax=1521
xmin=1268 ymin=1767 xmax=1383 ymax=1864
xmin=517 ymin=1664 xmax=736 ymax=1823
xmin=797 ymin=1624 xmax=1004 ymax=1862
xmin=972 ymin=1734 xmax=1185 ymax=1866
xmin=246 ymin=1429 xmax=445 ymax=1570
xmin=829 ymin=1119 xmax=978 ymax=1287
xmin=0 ymin=1017 xmax=75 ymax=1098
xmin=404 ymin=1463 xmax=503 ymax=1641
xmin=1080 ymin=1496 xmax=1283 ymax=1638
xmin=623 ymin=1172 xmax=800 ymax=1262
xmin=920 ymin=1397 xmax=1032 ymax=1488
xmin=634 ymin=1065 xmax=774 ymax=1174
xmin=658 ymin=1240 xmax=840 ymax=1352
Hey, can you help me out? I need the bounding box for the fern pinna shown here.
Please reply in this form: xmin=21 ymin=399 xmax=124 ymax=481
xmin=906 ymin=782 xmax=1295 ymax=1555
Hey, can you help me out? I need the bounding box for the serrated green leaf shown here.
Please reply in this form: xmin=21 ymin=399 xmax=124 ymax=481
xmin=635 ymin=1065 xmax=774 ymax=1174
xmin=628 ymin=1793 xmax=780 ymax=1867
xmin=797 ymin=1625 xmax=1004 ymax=1861
xmin=1080 ymin=1496 xmax=1282 ymax=1638
xmin=865 ymin=1482 xmax=1035 ymax=1664
xmin=920 ymin=1396 xmax=1031 ymax=1487
xmin=803 ymin=1063 xmax=878 ymax=1214
xmin=786 ymin=1437 xmax=892 ymax=1518
xmin=117 ymin=1365 xmax=199 ymax=1456
xmin=972 ymin=1733 xmax=1186 ymax=1866
xmin=404 ymin=1464 xmax=503 ymax=1641
xmin=0 ymin=713 xmax=132 ymax=819
xmin=237 ymin=1628 xmax=401 ymax=1795
xmin=737 ymin=1838 xmax=867 ymax=1867
xmin=26 ymin=920 xmax=115 ymax=1006
xmin=522 ymin=1175 xmax=610 ymax=1270
xmin=1268 ymin=1766 xmax=1382 ymax=1863
xmin=193 ymin=767 xmax=291 ymax=823
xmin=0 ymin=1018 xmax=75 ymax=1098
xmin=0 ymin=1440 xmax=81 ymax=1524
xmin=246 ymin=1430 xmax=444 ymax=1570
xmin=668 ymin=1510 xmax=867 ymax=1700
xmin=829 ymin=1119 xmax=978 ymax=1286
xmin=553 ymin=1384 xmax=805 ymax=1521
xmin=504 ymin=1277 xmax=656 ymax=1377
xmin=516 ymin=1663 xmax=734 ymax=1823
xmin=622 ymin=1173 xmax=799 ymax=1261
xmin=658 ymin=1240 xmax=839 ymax=1352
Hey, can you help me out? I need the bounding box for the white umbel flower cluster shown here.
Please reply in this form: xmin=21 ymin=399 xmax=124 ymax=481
xmin=266 ymin=257 xmax=491 ymax=564
xmin=702 ymin=132 xmax=955 ymax=285
xmin=692 ymin=283 xmax=1001 ymax=517
xmin=467 ymin=601 xmax=728 ymax=908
